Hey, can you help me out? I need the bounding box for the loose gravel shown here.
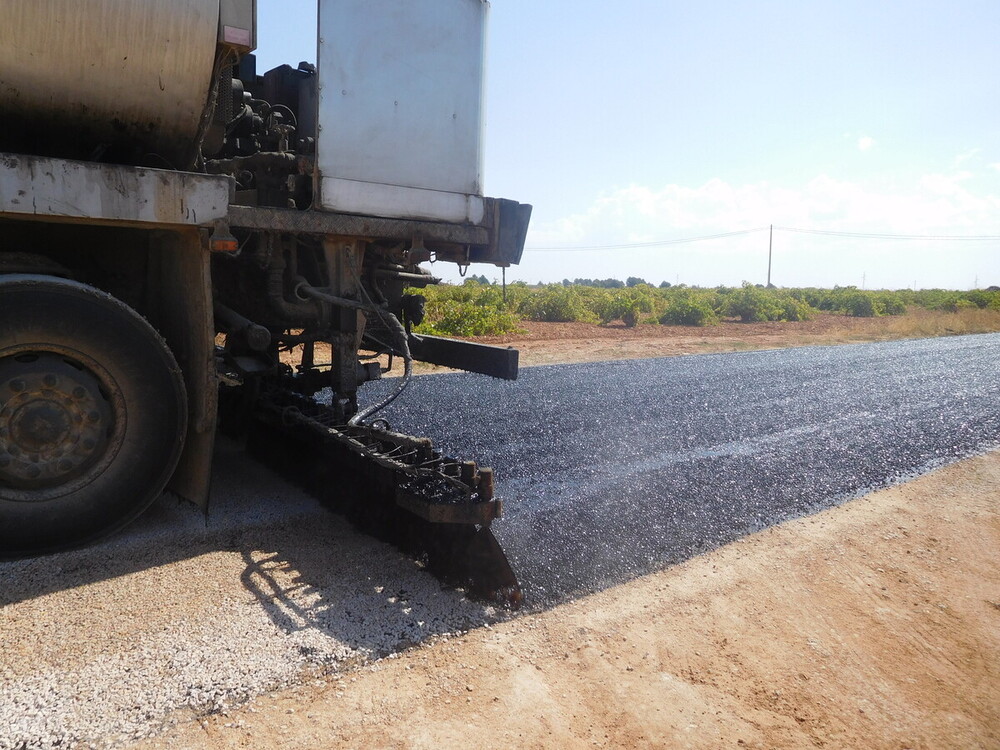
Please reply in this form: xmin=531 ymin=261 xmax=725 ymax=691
xmin=2 ymin=333 xmax=998 ymax=748
xmin=0 ymin=442 xmax=494 ymax=749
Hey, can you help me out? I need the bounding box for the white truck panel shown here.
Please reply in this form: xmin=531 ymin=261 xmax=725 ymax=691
xmin=316 ymin=0 xmax=488 ymax=223
xmin=320 ymin=178 xmax=486 ymax=225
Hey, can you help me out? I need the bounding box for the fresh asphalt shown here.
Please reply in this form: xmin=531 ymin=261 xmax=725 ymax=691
xmin=373 ymin=333 xmax=1000 ymax=606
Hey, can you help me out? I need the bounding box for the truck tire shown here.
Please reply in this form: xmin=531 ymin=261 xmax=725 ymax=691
xmin=0 ymin=274 xmax=187 ymax=556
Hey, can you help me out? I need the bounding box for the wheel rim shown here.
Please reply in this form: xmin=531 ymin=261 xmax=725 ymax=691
xmin=0 ymin=352 xmax=119 ymax=499
xmin=0 ymin=275 xmax=189 ymax=555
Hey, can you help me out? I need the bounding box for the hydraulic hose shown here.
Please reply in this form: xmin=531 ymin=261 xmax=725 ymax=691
xmin=294 ymin=283 xmax=413 ymax=426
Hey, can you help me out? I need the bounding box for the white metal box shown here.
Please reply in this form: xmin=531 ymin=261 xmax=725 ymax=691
xmin=316 ymin=0 xmax=488 ymax=224
xmin=219 ymin=0 xmax=256 ymax=51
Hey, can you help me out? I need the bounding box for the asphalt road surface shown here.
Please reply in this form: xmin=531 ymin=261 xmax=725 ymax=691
xmin=373 ymin=333 xmax=1000 ymax=606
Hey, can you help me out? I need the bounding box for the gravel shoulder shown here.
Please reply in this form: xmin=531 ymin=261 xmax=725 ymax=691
xmin=138 ymin=449 xmax=1000 ymax=749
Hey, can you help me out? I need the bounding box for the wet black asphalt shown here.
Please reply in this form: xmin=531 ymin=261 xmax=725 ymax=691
xmin=372 ymin=333 xmax=1000 ymax=607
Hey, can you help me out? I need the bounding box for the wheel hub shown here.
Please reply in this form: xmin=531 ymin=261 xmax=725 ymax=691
xmin=0 ymin=354 xmax=114 ymax=490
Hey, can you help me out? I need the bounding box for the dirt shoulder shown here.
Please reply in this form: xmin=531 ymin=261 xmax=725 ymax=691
xmin=294 ymin=309 xmax=1000 ymax=376
xmin=476 ymin=309 xmax=1000 ymax=369
xmin=139 ymin=449 xmax=1000 ymax=749
xmin=366 ymin=309 xmax=1000 ymax=375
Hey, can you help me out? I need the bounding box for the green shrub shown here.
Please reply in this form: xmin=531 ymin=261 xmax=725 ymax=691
xmin=596 ymin=287 xmax=656 ymax=327
xmin=723 ymin=283 xmax=784 ymax=322
xmin=964 ymin=290 xmax=993 ymax=309
xmin=412 ymin=282 xmax=524 ymax=336
xmin=842 ymin=291 xmax=879 ymax=317
xmin=911 ymin=289 xmax=963 ymax=311
xmin=659 ymin=292 xmax=718 ymax=326
xmin=878 ymin=293 xmax=907 ymax=316
xmin=778 ymin=295 xmax=813 ymax=322
xmin=412 ymin=280 xmax=994 ymax=337
xmin=802 ymin=287 xmax=839 ymax=311
xmin=415 ymin=298 xmax=522 ymax=336
xmin=519 ymin=284 xmax=598 ymax=323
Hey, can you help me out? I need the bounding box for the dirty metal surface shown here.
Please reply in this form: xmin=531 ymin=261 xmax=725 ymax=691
xmin=0 ymin=154 xmax=230 ymax=228
xmin=410 ymin=334 xmax=519 ymax=380
xmin=227 ymin=204 xmax=491 ymax=245
xmin=367 ymin=333 xmax=1000 ymax=605
xmin=0 ymin=0 xmax=218 ymax=162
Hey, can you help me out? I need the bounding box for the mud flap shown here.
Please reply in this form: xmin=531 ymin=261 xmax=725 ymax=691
xmin=151 ymin=228 xmax=218 ymax=510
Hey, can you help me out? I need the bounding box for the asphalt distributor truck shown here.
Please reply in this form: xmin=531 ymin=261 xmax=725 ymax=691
xmin=0 ymin=0 xmax=530 ymax=604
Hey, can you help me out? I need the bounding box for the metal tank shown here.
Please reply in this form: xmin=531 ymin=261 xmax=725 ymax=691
xmin=0 ymin=0 xmax=227 ymax=166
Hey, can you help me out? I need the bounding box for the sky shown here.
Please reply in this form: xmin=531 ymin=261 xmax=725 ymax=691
xmin=256 ymin=1 xmax=1000 ymax=289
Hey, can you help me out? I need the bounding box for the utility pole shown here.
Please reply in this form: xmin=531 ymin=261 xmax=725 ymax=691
xmin=766 ymin=224 xmax=773 ymax=287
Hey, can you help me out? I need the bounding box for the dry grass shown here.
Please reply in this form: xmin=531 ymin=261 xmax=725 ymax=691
xmin=880 ymin=307 xmax=1000 ymax=339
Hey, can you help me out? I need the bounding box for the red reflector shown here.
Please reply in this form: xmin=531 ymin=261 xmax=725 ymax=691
xmin=211 ymin=238 xmax=240 ymax=253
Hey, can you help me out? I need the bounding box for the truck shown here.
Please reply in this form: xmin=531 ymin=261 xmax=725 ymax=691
xmin=0 ymin=0 xmax=530 ymax=604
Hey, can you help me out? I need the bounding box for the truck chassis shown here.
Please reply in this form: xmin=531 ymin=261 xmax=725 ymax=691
xmin=0 ymin=153 xmax=527 ymax=605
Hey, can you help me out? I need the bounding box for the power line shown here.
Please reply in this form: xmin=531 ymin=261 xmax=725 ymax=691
xmin=526 ymin=227 xmax=768 ymax=251
xmin=775 ymin=226 xmax=1000 ymax=241
xmin=525 ymin=225 xmax=1000 ymax=251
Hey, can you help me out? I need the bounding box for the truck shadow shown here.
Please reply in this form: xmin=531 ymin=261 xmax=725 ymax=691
xmin=0 ymin=438 xmax=493 ymax=659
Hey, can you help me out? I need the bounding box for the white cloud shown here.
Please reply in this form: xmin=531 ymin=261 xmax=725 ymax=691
xmin=918 ymin=171 xmax=973 ymax=197
xmin=857 ymin=136 xmax=876 ymax=151
xmin=953 ymin=148 xmax=981 ymax=166
xmin=529 ymin=174 xmax=1000 ymax=247
xmin=512 ymin=176 xmax=1000 ymax=289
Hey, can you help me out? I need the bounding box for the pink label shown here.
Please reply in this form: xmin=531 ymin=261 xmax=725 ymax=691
xmin=223 ymin=26 xmax=252 ymax=47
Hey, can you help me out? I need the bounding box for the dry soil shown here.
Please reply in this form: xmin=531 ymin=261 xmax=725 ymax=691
xmin=137 ymin=450 xmax=1000 ymax=750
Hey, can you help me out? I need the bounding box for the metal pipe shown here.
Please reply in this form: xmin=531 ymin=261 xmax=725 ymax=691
xmin=295 ymin=284 xmax=368 ymax=311
xmin=298 ymin=282 xmax=415 ymax=427
xmin=263 ymin=238 xmax=326 ymax=326
xmin=213 ymin=302 xmax=271 ymax=351
xmin=374 ymin=268 xmax=441 ymax=285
